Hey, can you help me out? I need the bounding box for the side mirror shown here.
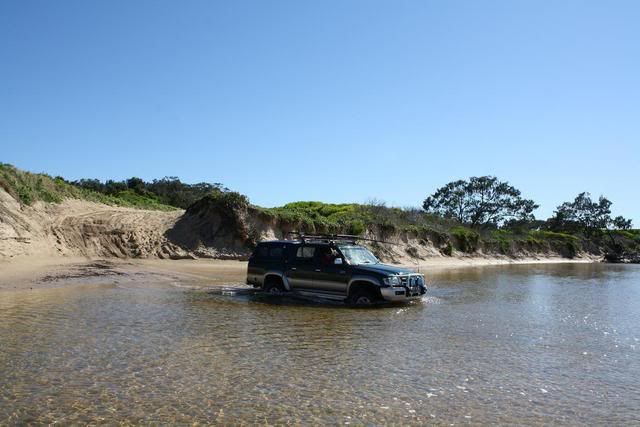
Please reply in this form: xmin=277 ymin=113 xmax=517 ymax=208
xmin=334 ymin=258 xmax=343 ymax=265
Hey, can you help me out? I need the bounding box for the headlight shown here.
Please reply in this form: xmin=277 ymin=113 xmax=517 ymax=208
xmin=383 ymin=276 xmax=400 ymax=286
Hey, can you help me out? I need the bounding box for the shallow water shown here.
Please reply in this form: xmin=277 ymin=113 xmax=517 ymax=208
xmin=1 ymin=263 xmax=639 ymax=424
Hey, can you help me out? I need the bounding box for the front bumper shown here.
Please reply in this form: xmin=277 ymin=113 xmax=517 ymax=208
xmin=380 ymin=285 xmax=426 ymax=302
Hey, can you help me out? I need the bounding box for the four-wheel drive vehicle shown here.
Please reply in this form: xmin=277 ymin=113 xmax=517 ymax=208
xmin=246 ymin=234 xmax=426 ymax=306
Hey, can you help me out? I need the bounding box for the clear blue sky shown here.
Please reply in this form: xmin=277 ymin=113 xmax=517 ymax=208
xmin=1 ymin=1 xmax=638 ymax=223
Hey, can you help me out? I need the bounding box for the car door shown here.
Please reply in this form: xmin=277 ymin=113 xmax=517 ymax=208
xmin=285 ymin=245 xmax=317 ymax=290
xmin=312 ymin=247 xmax=350 ymax=294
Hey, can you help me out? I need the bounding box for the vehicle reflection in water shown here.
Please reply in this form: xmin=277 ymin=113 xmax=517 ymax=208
xmin=1 ymin=263 xmax=639 ymax=424
xmin=217 ymin=287 xmax=431 ymax=309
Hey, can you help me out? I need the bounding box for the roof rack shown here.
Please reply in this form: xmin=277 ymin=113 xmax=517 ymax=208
xmin=284 ymin=231 xmax=395 ymax=245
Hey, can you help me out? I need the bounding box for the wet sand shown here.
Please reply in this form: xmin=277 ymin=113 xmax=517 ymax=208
xmin=0 ymin=258 xmax=245 ymax=292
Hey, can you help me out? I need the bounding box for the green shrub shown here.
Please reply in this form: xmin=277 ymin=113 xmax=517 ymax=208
xmin=528 ymin=230 xmax=580 ymax=258
xmin=348 ymin=220 xmax=366 ymax=236
xmin=526 ymin=235 xmax=543 ymax=246
xmin=450 ymin=226 xmax=479 ymax=253
xmin=208 ymin=191 xmax=249 ymax=211
xmin=442 ymin=242 xmax=453 ymax=256
xmin=487 ymin=230 xmax=514 ymax=254
xmin=613 ymin=230 xmax=640 ymax=242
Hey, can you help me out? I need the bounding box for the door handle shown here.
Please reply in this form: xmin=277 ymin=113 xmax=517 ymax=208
xmin=291 ymin=267 xmax=297 ymax=271
xmin=315 ymin=269 xmax=321 ymax=272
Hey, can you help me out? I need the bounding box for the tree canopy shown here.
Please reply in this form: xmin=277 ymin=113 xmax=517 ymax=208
xmin=548 ymin=192 xmax=633 ymax=233
xmin=422 ymin=176 xmax=538 ymax=228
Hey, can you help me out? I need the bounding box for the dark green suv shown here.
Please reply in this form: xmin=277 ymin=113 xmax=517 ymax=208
xmin=246 ymin=234 xmax=426 ymax=306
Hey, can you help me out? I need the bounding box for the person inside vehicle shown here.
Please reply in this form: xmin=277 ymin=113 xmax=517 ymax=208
xmin=319 ymin=247 xmax=338 ymax=266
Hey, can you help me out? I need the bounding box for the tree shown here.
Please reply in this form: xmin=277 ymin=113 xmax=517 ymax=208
xmin=548 ymin=192 xmax=633 ymax=234
xmin=613 ymin=216 xmax=633 ymax=230
xmin=126 ymin=177 xmax=145 ymax=194
xmin=72 ymin=178 xmax=104 ymax=193
xmin=422 ymin=176 xmax=538 ymax=228
xmin=104 ymin=179 xmax=127 ymax=195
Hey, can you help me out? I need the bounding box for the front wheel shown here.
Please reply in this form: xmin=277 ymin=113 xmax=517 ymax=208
xmin=348 ymin=290 xmax=377 ymax=307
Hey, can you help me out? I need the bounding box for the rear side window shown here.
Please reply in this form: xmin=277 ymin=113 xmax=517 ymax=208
xmin=253 ymin=244 xmax=284 ymax=259
xmin=296 ymin=246 xmax=316 ymax=259
xmin=269 ymin=247 xmax=283 ymax=258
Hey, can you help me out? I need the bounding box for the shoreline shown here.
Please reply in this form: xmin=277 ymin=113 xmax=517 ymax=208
xmin=0 ymin=254 xmax=603 ymax=292
xmin=413 ymin=254 xmax=601 ymax=270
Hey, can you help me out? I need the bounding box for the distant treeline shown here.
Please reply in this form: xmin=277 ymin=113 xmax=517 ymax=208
xmin=70 ymin=177 xmax=228 ymax=209
xmin=420 ymin=176 xmax=633 ymax=233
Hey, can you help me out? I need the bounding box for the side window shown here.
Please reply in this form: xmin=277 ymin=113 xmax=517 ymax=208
xmin=315 ymin=246 xmax=338 ymax=265
xmin=295 ymin=246 xmax=316 ymax=259
xmin=255 ymin=246 xmax=269 ymax=258
xmin=269 ymin=247 xmax=283 ymax=258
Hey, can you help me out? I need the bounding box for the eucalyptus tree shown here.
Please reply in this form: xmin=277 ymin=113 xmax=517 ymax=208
xmin=549 ymin=192 xmax=633 ymax=234
xmin=422 ymin=176 xmax=538 ymax=228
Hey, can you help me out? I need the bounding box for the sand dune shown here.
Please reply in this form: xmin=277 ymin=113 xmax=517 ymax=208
xmin=0 ymin=189 xmax=188 ymax=260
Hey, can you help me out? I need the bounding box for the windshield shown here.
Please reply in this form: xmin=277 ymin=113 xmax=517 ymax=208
xmin=339 ymin=246 xmax=379 ymax=265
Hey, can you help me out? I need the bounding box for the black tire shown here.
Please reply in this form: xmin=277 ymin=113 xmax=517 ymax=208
xmin=348 ymin=289 xmax=377 ymax=307
xmin=263 ymin=277 xmax=284 ymax=294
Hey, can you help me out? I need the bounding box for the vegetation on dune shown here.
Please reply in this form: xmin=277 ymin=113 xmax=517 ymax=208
xmin=256 ymin=200 xmax=461 ymax=238
xmin=258 ymin=201 xmax=367 ymax=235
xmin=0 ymin=162 xmax=231 ymax=213
xmin=0 ymin=162 xmax=242 ymax=211
xmin=256 ymin=199 xmax=631 ymax=259
xmin=253 ymin=185 xmax=634 ymax=258
xmin=547 ymin=192 xmax=631 ymax=235
xmin=0 ymin=163 xmax=176 ymax=210
xmin=72 ymin=176 xmax=227 ymax=209
xmin=0 ymin=163 xmax=71 ymax=204
xmin=613 ymin=229 xmax=640 ymax=242
xmin=449 ymin=226 xmax=480 ymax=253
xmin=545 ymin=192 xmax=636 ymax=261
xmin=419 ymin=178 xmax=635 ymax=259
